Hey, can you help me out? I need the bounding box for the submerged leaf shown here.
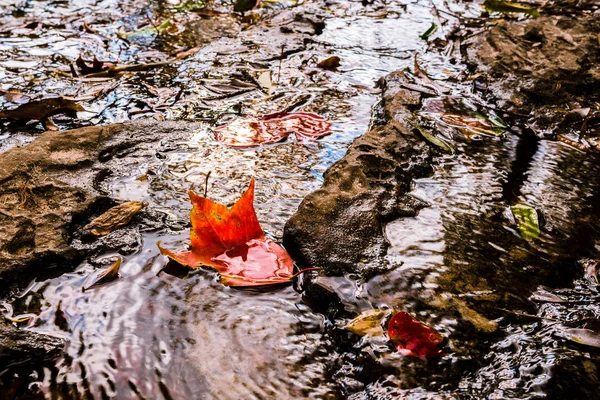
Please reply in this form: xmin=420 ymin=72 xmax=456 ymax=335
xmin=580 ymin=259 xmax=598 ymax=284
xmin=344 ymin=309 xmax=391 ymax=337
xmin=529 ymin=286 xmax=568 ymax=303
xmin=556 ymin=327 xmax=600 ymax=348
xmin=412 ymin=122 xmax=454 ymax=153
xmin=174 ymin=0 xmax=208 ymax=11
xmin=76 ymin=55 xmax=113 ymax=75
xmin=121 ymin=20 xmax=175 ymax=39
xmin=440 ymin=114 xmax=505 ymax=136
xmin=483 ymin=0 xmax=540 ymax=17
xmin=83 ymin=201 xmax=147 ymax=236
xmin=83 ymin=258 xmax=122 ymax=291
xmin=214 ymin=112 xmax=332 ymax=148
xmin=4 ymin=313 xmax=36 ymax=324
xmin=388 ymin=311 xmax=444 ymax=358
xmin=510 ymin=204 xmax=540 ymax=240
xmin=158 ymin=178 xmax=298 ymax=287
xmin=0 ymin=97 xmax=85 ymax=122
xmin=234 ymin=0 xmax=261 ymax=12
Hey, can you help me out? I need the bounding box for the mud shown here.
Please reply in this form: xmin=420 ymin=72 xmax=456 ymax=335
xmin=0 ymin=121 xmax=197 ymax=292
xmin=462 ymin=11 xmax=600 ymax=139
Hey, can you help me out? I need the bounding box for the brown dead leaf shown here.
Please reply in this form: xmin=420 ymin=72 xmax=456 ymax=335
xmin=83 ymin=201 xmax=147 ymax=236
xmin=83 ymin=258 xmax=122 ymax=291
xmin=76 ymin=55 xmax=115 ymax=76
xmin=317 ymin=56 xmax=341 ymax=71
xmin=0 ymin=97 xmax=85 ymax=122
xmin=0 ymin=90 xmax=30 ymax=104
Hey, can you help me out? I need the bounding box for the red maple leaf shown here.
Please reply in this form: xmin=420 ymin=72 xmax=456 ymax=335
xmin=387 ymin=311 xmax=444 ymax=358
xmin=214 ymin=112 xmax=332 ymax=148
xmin=158 ymin=178 xmax=302 ymax=286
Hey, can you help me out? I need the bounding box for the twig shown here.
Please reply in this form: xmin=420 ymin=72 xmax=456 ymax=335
xmin=204 ymin=171 xmax=211 ymax=197
xmin=496 ymin=307 xmax=562 ymax=322
xmin=276 ymin=44 xmax=285 ymax=84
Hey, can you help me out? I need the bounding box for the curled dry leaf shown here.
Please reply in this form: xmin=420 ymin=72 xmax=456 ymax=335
xmin=388 ymin=311 xmax=444 ymax=358
xmin=83 ymin=201 xmax=147 ymax=236
xmin=158 ymin=178 xmax=303 ymax=287
xmin=0 ymin=97 xmax=85 ymax=122
xmin=317 ymin=56 xmax=341 ymax=71
xmin=83 ymin=258 xmax=122 ymax=291
xmin=344 ymin=309 xmax=392 ymax=337
xmin=214 ymin=112 xmax=332 ymax=148
xmin=76 ymin=55 xmax=114 ymax=75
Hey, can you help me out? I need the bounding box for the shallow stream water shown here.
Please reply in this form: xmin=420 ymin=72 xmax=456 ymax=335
xmin=1 ymin=0 xmax=599 ymax=399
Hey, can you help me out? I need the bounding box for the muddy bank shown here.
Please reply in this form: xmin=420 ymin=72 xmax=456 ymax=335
xmin=462 ymin=11 xmax=600 ymax=140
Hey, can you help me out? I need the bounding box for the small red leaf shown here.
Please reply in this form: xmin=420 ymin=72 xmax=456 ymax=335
xmin=387 ymin=311 xmax=444 ymax=358
xmin=158 ymin=178 xmax=298 ymax=287
xmin=214 ymin=112 xmax=332 ymax=148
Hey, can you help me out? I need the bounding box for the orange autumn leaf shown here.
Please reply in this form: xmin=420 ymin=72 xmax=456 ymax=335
xmin=158 ymin=178 xmax=298 ymax=287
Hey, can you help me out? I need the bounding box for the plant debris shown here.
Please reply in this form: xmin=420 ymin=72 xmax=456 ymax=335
xmin=83 ymin=201 xmax=147 ymax=236
xmin=213 ymin=112 xmax=332 ymax=148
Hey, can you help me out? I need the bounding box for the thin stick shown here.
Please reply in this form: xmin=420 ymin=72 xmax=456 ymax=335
xmin=276 ymin=44 xmax=285 ymax=84
xmin=289 ymin=267 xmax=318 ymax=280
xmin=496 ymin=308 xmax=561 ymax=322
xmin=204 ymin=171 xmax=211 ymax=197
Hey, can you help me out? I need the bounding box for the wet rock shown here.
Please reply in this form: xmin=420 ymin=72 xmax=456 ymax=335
xmin=462 ymin=14 xmax=600 ymax=136
xmin=0 ymin=318 xmax=64 ymax=358
xmin=283 ymin=71 xmax=433 ymax=275
xmin=0 ymin=120 xmax=197 ymax=293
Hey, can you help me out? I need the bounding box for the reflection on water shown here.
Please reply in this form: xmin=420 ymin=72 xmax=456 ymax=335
xmin=359 ymin=135 xmax=600 ymax=398
xmin=2 ymin=0 xmax=598 ymax=399
xmin=0 ymin=0 xmax=447 ymax=398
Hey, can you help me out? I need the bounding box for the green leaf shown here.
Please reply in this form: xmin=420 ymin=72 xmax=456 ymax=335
xmin=483 ymin=0 xmax=540 ymax=17
xmin=412 ymin=122 xmax=455 ymax=154
xmin=120 ymin=20 xmax=173 ymax=39
xmin=420 ymin=23 xmax=438 ymax=40
xmin=510 ymin=204 xmax=540 ymax=240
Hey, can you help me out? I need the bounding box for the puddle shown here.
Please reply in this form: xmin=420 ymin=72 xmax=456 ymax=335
xmin=0 ymin=0 xmax=450 ymax=398
xmin=2 ymin=0 xmax=598 ymax=398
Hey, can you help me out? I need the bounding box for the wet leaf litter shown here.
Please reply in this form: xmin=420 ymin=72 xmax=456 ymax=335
xmin=1 ymin=2 xmax=600 ymax=396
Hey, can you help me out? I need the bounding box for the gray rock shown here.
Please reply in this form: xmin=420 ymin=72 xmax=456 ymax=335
xmin=283 ymin=71 xmax=433 ymax=275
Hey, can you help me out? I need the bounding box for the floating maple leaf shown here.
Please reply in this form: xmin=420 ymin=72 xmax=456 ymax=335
xmin=387 ymin=311 xmax=444 ymax=358
xmin=214 ymin=112 xmax=332 ymax=148
xmin=158 ymin=178 xmax=304 ymax=286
